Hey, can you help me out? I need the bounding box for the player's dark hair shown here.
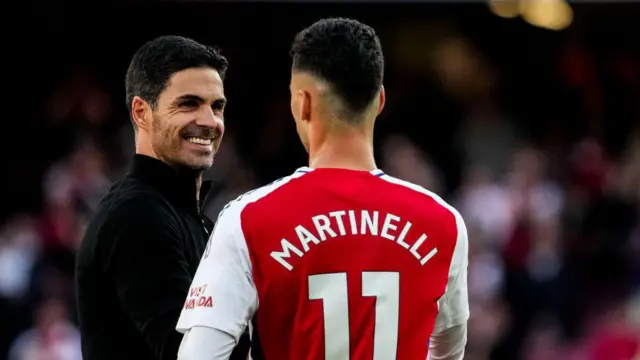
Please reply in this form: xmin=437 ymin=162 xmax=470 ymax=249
xmin=290 ymin=18 xmax=384 ymax=121
xmin=125 ymin=35 xmax=228 ymax=119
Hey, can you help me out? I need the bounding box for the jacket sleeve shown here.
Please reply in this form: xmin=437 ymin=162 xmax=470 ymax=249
xmin=101 ymin=195 xmax=190 ymax=360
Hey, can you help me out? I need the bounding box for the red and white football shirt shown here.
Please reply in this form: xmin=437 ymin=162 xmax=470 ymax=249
xmin=177 ymin=167 xmax=469 ymax=360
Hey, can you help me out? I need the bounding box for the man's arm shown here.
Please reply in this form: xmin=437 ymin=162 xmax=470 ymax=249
xmin=176 ymin=201 xmax=257 ymax=360
xmin=428 ymin=210 xmax=470 ymax=360
xmin=178 ymin=327 xmax=237 ymax=360
xmin=102 ymin=196 xmax=190 ymax=360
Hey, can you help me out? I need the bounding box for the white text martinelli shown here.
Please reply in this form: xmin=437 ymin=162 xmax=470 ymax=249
xmin=270 ymin=209 xmax=438 ymax=271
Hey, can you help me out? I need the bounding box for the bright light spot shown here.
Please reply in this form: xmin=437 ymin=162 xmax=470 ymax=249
xmin=520 ymin=0 xmax=573 ymax=31
xmin=488 ymin=0 xmax=521 ymax=19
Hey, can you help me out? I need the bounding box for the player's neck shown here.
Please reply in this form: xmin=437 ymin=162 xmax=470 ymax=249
xmin=308 ymin=129 xmax=377 ymax=171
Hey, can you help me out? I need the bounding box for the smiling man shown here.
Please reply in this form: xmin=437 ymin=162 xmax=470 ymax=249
xmin=75 ymin=35 xmax=248 ymax=360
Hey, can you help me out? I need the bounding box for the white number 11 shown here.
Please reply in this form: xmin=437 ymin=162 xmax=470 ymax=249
xmin=308 ymin=272 xmax=400 ymax=360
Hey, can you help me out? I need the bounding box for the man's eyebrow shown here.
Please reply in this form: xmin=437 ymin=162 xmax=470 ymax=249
xmin=174 ymin=94 xmax=226 ymax=107
xmin=174 ymin=94 xmax=206 ymax=104
xmin=212 ymin=98 xmax=227 ymax=107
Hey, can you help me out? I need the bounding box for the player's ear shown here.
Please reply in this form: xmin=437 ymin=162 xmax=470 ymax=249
xmin=298 ymin=89 xmax=312 ymax=123
xmin=376 ymin=86 xmax=385 ymax=116
xmin=131 ymin=96 xmax=152 ymax=131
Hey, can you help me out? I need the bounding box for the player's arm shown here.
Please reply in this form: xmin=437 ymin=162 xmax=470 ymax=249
xmin=102 ymin=196 xmax=190 ymax=360
xmin=176 ymin=202 xmax=257 ymax=360
xmin=428 ymin=210 xmax=470 ymax=360
xmin=178 ymin=326 xmax=237 ymax=360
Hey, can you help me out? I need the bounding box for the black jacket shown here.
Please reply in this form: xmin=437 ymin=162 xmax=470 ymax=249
xmin=75 ymin=154 xmax=248 ymax=360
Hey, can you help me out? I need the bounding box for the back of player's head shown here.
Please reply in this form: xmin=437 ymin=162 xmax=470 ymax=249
xmin=290 ymin=18 xmax=384 ymax=122
xmin=125 ymin=35 xmax=228 ymax=116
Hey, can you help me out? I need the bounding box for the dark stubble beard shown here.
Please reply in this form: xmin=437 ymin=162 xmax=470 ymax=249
xmin=150 ymin=115 xmax=214 ymax=172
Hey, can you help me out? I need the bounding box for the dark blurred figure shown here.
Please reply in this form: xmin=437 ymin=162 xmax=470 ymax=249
xmin=491 ymin=148 xmax=580 ymax=360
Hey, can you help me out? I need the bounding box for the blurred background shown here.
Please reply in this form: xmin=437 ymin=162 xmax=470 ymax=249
xmin=1 ymin=1 xmax=639 ymax=359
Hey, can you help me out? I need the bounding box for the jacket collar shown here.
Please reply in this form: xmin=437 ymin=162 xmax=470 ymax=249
xmin=128 ymin=154 xmax=213 ymax=216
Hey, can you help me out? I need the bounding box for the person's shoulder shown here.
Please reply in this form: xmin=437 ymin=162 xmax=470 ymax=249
xmin=97 ymin=179 xmax=174 ymax=221
xmin=84 ymin=185 xmax=178 ymax=249
xmin=377 ymin=173 xmax=463 ymax=221
xmin=377 ymin=174 xmax=468 ymax=272
xmin=375 ymin=173 xmax=466 ymax=247
xmin=85 ymin=186 xmax=182 ymax=269
xmin=216 ymin=168 xmax=311 ymax=220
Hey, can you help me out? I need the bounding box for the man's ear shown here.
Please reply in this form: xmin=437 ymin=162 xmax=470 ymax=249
xmin=376 ymin=86 xmax=385 ymax=116
xmin=131 ymin=96 xmax=151 ymax=130
xmin=298 ymin=89 xmax=312 ymax=123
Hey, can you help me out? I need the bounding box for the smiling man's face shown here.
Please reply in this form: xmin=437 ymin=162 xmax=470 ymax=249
xmin=148 ymin=67 xmax=226 ymax=171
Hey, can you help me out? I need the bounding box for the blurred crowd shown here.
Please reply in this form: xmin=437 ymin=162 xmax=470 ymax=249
xmin=1 ymin=5 xmax=639 ymax=360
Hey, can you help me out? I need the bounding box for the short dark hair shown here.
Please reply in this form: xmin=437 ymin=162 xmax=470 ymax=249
xmin=290 ymin=18 xmax=384 ymax=117
xmin=125 ymin=35 xmax=228 ymax=115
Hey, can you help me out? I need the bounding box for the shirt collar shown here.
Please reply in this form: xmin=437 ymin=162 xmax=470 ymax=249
xmin=295 ymin=166 xmax=384 ymax=177
xmin=128 ymin=154 xmax=213 ymax=215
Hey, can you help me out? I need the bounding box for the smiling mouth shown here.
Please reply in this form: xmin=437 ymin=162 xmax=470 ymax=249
xmin=184 ymin=136 xmax=214 ymax=146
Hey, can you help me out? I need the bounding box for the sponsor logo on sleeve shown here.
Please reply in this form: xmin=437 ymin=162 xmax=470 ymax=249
xmin=183 ymin=284 xmax=213 ymax=310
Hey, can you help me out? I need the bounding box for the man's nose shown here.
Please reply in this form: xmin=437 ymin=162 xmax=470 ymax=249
xmin=195 ymin=107 xmax=219 ymax=129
